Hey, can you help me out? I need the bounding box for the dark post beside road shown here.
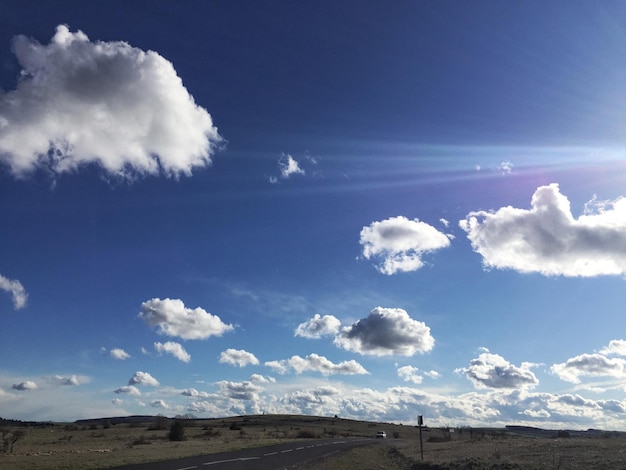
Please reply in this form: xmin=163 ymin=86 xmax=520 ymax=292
xmin=418 ymin=415 xmax=424 ymax=461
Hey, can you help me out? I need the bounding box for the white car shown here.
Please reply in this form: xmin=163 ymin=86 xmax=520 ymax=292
xmin=376 ymin=431 xmax=387 ymax=438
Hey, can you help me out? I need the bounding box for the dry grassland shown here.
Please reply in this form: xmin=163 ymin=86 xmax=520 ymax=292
xmin=1 ymin=415 xmax=626 ymax=469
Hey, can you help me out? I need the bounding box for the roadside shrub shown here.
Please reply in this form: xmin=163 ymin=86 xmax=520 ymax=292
xmin=296 ymin=430 xmax=317 ymax=439
xmin=168 ymin=420 xmax=186 ymax=441
xmin=149 ymin=416 xmax=169 ymax=431
xmin=1 ymin=429 xmax=26 ymax=454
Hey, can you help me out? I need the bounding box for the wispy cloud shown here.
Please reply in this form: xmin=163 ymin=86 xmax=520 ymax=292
xmin=269 ymin=154 xmax=306 ymax=183
xmin=48 ymin=375 xmax=80 ymax=386
xmin=0 ymin=273 xmax=27 ymax=310
xmin=498 ymin=161 xmax=514 ymax=174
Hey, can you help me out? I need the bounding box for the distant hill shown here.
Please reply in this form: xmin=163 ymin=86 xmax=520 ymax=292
xmin=74 ymin=415 xmax=158 ymax=426
xmin=505 ymin=425 xmax=619 ymax=438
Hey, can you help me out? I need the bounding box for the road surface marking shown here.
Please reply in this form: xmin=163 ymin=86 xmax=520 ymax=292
xmin=203 ymin=457 xmax=260 ymax=465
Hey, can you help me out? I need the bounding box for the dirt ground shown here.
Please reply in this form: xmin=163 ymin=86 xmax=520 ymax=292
xmin=2 ymin=415 xmax=626 ymax=469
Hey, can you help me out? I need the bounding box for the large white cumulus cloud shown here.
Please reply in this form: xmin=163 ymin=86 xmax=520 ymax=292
xmin=0 ymin=25 xmax=222 ymax=178
xmin=334 ymin=307 xmax=435 ymax=356
xmin=460 ymin=184 xmax=626 ymax=277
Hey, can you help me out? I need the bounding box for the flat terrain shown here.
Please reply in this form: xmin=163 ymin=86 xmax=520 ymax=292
xmin=1 ymin=414 xmax=626 ymax=469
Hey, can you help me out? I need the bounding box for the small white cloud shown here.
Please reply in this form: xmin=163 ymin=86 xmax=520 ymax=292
xmin=551 ymin=353 xmax=626 ymax=384
xmin=249 ymin=374 xmax=275 ymax=384
xmin=219 ymin=348 xmax=259 ymax=367
xmin=181 ymin=388 xmax=210 ymax=398
xmin=154 ymin=341 xmax=191 ymax=363
xmin=295 ymin=314 xmax=341 ymax=339
xmin=0 ymin=273 xmax=27 ymax=310
xmin=0 ymin=25 xmax=222 ymax=179
xmin=460 ymin=184 xmax=626 ymax=277
xmin=279 ymin=154 xmax=305 ymax=179
xmin=12 ymin=380 xmax=37 ymax=391
xmin=110 ymin=348 xmax=131 ymax=360
xmin=128 ymin=371 xmax=160 ymax=387
xmin=264 ymin=353 xmax=368 ymax=376
xmin=150 ymin=399 xmax=168 ymax=409
xmin=457 ymin=351 xmax=539 ymax=389
xmin=335 ymin=307 xmax=435 ymax=357
xmin=114 ymin=385 xmax=141 ymax=396
xmin=498 ymin=161 xmax=513 ymax=174
xmin=111 ymin=398 xmax=123 ymax=406
xmin=360 ymin=216 xmax=452 ymax=275
xmin=139 ymin=298 xmax=233 ymax=340
xmin=397 ymin=365 xmax=423 ymax=384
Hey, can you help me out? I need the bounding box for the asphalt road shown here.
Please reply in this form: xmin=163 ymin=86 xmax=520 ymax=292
xmin=108 ymin=437 xmax=386 ymax=470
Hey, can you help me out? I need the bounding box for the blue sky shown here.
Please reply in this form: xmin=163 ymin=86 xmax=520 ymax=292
xmin=2 ymin=1 xmax=626 ymax=429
